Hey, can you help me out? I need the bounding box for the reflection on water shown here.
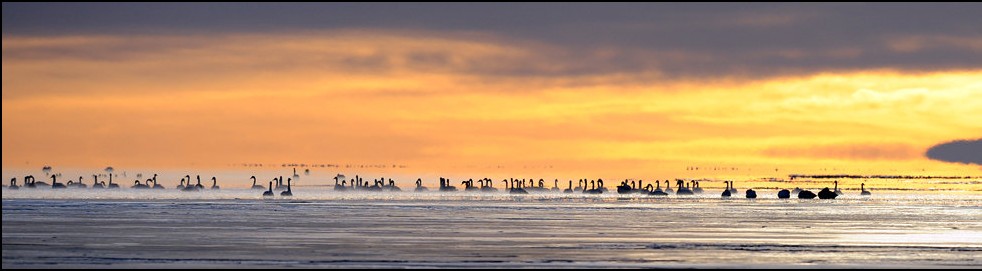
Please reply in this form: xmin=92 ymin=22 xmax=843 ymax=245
xmin=3 ymin=190 xmax=980 ymax=268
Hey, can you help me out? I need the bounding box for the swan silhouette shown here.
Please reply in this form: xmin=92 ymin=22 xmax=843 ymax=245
xmin=414 ymin=178 xmax=428 ymax=192
xmin=250 ymin=176 xmax=265 ymax=189
xmin=777 ymin=189 xmax=791 ymax=198
xmin=692 ymin=181 xmax=704 ymax=194
xmin=617 ymin=180 xmax=632 ymax=194
xmin=152 ymin=175 xmax=164 ymax=189
xmin=440 ymin=177 xmax=458 ymax=192
xmin=728 ymin=181 xmax=737 ymax=194
xmin=509 ymin=179 xmax=528 ymax=194
xmin=132 ymin=179 xmax=150 ymax=189
xmin=210 ymin=177 xmax=220 ymax=190
xmin=675 ymin=180 xmax=693 ymax=195
xmin=177 ymin=178 xmax=186 ymax=190
xmin=834 ymin=180 xmax=843 ymax=196
xmin=262 ymin=181 xmax=274 ymax=197
xmin=860 ymin=183 xmax=871 ymax=196
xmin=107 ymin=174 xmax=120 ymax=189
xmin=664 ymin=180 xmax=673 ymax=194
xmin=745 ymin=188 xmax=757 ymax=199
xmin=30 ymin=175 xmax=50 ymax=188
xmin=649 ymin=181 xmax=668 ymax=196
xmin=480 ymin=178 xmax=498 ymax=192
xmin=551 ymin=179 xmax=560 ymax=192
xmin=194 ymin=176 xmax=205 ymax=189
xmin=817 ymin=187 xmax=838 ymax=199
xmin=563 ymin=180 xmax=573 ymax=193
xmin=51 ymin=175 xmax=67 ymax=189
xmin=797 ymin=189 xmax=817 ymax=199
xmin=9 ymin=178 xmax=19 ymax=190
xmin=721 ymin=181 xmax=732 ymax=197
xmin=91 ymin=175 xmax=105 ymax=189
xmin=70 ymin=176 xmax=88 ymax=188
xmin=583 ymin=180 xmax=603 ymax=194
xmin=280 ymin=178 xmax=293 ymax=197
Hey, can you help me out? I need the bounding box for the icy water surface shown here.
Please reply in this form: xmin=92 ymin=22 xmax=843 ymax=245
xmin=3 ymin=190 xmax=981 ymax=268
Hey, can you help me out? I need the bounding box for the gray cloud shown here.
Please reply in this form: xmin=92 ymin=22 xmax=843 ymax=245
xmin=3 ymin=3 xmax=982 ymax=78
xmin=926 ymin=139 xmax=982 ymax=165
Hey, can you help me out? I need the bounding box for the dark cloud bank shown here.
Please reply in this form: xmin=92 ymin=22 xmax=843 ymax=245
xmin=926 ymin=139 xmax=982 ymax=165
xmin=4 ymin=3 xmax=981 ymax=78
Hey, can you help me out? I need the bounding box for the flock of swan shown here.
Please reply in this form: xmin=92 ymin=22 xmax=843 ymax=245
xmin=6 ymin=170 xmax=874 ymax=199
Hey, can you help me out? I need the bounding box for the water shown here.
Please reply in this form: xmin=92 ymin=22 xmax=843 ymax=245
xmin=3 ymin=189 xmax=981 ymax=268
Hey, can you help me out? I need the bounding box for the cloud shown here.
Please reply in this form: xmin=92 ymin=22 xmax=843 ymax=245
xmin=3 ymin=3 xmax=982 ymax=79
xmin=926 ymin=139 xmax=982 ymax=165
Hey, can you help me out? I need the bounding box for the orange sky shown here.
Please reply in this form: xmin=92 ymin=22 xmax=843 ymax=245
xmin=3 ymin=31 xmax=981 ymax=179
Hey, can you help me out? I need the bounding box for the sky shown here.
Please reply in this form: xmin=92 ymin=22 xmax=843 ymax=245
xmin=3 ymin=3 xmax=981 ymax=180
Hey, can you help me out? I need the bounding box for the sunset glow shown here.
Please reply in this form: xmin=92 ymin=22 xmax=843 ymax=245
xmin=4 ymin=31 xmax=980 ymax=180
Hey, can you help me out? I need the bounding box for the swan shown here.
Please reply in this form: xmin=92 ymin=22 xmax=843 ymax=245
xmin=210 ymin=177 xmax=220 ymax=190
xmin=92 ymin=175 xmax=105 ymax=189
xmin=31 ymin=175 xmax=50 ymax=188
xmin=817 ymin=187 xmax=838 ymax=199
xmin=107 ymin=174 xmax=120 ymax=189
xmin=177 ymin=178 xmax=186 ymax=190
xmin=414 ymin=178 xmax=428 ymax=192
xmin=509 ymin=179 xmax=528 ymax=194
xmin=280 ymin=178 xmax=293 ymax=197
xmin=834 ymin=180 xmax=843 ymax=196
xmin=262 ymin=181 xmax=274 ymax=197
xmin=664 ymin=180 xmax=673 ymax=194
xmin=132 ymin=179 xmax=150 ymax=189
xmin=251 ymin=176 xmax=265 ymax=190
xmin=692 ymin=181 xmax=704 ymax=194
xmin=386 ymin=179 xmax=401 ymax=191
xmin=745 ymin=188 xmax=757 ymax=199
xmin=583 ymin=180 xmax=602 ymax=194
xmin=194 ymin=176 xmax=205 ymax=189
xmin=860 ymin=183 xmax=871 ymax=196
xmin=777 ymin=189 xmax=791 ymax=198
xmin=648 ymin=181 xmax=667 ymax=196
xmin=721 ymin=181 xmax=732 ymax=197
xmin=69 ymin=176 xmax=88 ymax=188
xmin=9 ymin=178 xmax=19 ymax=190
xmin=617 ymin=180 xmax=633 ymax=194
xmin=152 ymin=175 xmax=164 ymax=189
xmin=563 ymin=180 xmax=573 ymax=193
xmin=480 ymin=178 xmax=498 ymax=192
xmin=51 ymin=175 xmax=67 ymax=189
xmin=440 ymin=177 xmax=458 ymax=192
xmin=797 ymin=189 xmax=817 ymax=199
xmin=551 ymin=179 xmax=560 ymax=192
xmin=675 ymin=180 xmax=693 ymax=195
xmin=728 ymin=181 xmax=737 ymax=193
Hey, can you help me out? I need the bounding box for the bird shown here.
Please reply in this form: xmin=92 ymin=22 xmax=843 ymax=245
xmin=210 ymin=177 xmax=220 ymax=190
xmin=107 ymin=174 xmax=120 ymax=189
xmin=728 ymin=181 xmax=737 ymax=194
xmin=132 ymin=179 xmax=150 ymax=189
xmin=91 ymin=175 xmax=105 ymax=189
xmin=414 ymin=178 xmax=428 ymax=192
xmin=745 ymin=189 xmax=757 ymax=199
xmin=563 ymin=180 xmax=573 ymax=193
xmin=834 ymin=180 xmax=843 ymax=196
xmin=152 ymin=175 xmax=164 ymax=189
xmin=280 ymin=178 xmax=293 ymax=197
xmin=583 ymin=180 xmax=603 ymax=194
xmin=551 ymin=179 xmax=561 ymax=192
xmin=860 ymin=183 xmax=871 ymax=196
xmin=675 ymin=180 xmax=693 ymax=195
xmin=176 ymin=178 xmax=186 ymax=190
xmin=818 ymin=187 xmax=838 ymax=199
xmin=693 ymin=181 xmax=704 ymax=194
xmin=8 ymin=178 xmax=19 ymax=190
xmin=798 ymin=189 xmax=817 ymax=199
xmin=509 ymin=179 xmax=528 ymax=194
xmin=194 ymin=176 xmax=204 ymax=189
xmin=777 ymin=189 xmax=791 ymax=198
xmin=663 ymin=180 xmax=674 ymax=194
xmin=648 ymin=181 xmax=668 ymax=196
xmin=262 ymin=181 xmax=274 ymax=197
xmin=721 ymin=181 xmax=732 ymax=198
xmin=251 ymin=176 xmax=264 ymax=190
xmin=51 ymin=175 xmax=67 ymax=189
